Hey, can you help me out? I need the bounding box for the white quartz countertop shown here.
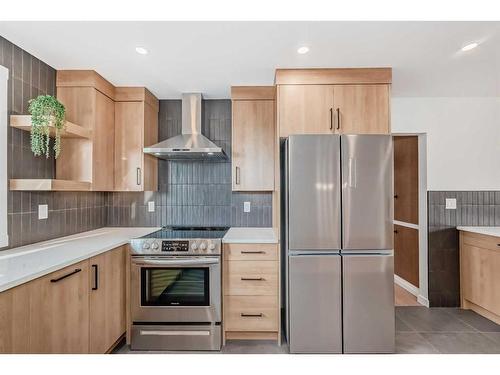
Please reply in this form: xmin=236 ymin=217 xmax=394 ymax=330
xmin=223 ymin=227 xmax=278 ymax=244
xmin=0 ymin=227 xmax=160 ymax=293
xmin=457 ymin=226 xmax=500 ymax=238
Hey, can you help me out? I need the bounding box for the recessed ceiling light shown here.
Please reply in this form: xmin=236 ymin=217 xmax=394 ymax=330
xmin=135 ymin=47 xmax=148 ymax=55
xmin=297 ymin=46 xmax=309 ymax=54
xmin=461 ymin=42 xmax=479 ymax=52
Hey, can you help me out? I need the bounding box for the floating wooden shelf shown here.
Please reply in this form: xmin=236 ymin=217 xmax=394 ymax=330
xmin=9 ymin=179 xmax=91 ymax=191
xmin=10 ymin=115 xmax=92 ymax=139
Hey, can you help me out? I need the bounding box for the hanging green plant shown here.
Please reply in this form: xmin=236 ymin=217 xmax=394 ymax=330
xmin=28 ymin=95 xmax=66 ymax=158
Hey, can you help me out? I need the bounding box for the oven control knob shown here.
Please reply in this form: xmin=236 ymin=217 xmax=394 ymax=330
xmin=151 ymin=241 xmax=160 ymax=251
xmin=142 ymin=242 xmax=151 ymax=250
xmin=191 ymin=242 xmax=198 ymax=251
xmin=208 ymin=243 xmax=216 ymax=252
xmin=199 ymin=242 xmax=207 ymax=251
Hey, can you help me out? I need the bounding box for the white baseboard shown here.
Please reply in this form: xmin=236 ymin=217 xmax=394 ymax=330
xmin=394 ymin=274 xmax=419 ymax=296
xmin=417 ymin=295 xmax=430 ymax=307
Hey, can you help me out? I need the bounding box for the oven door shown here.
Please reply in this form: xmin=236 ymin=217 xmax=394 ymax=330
xmin=131 ymin=256 xmax=221 ymax=323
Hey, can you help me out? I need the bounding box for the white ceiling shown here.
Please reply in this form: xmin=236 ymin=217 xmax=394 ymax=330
xmin=0 ymin=21 xmax=499 ymax=98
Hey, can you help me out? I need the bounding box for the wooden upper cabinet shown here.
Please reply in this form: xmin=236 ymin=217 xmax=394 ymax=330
xmin=231 ymin=87 xmax=275 ymax=191
xmin=56 ymin=71 xmax=115 ymax=191
xmin=30 ymin=260 xmax=90 ymax=353
xmin=333 ymin=84 xmax=390 ymax=134
xmin=275 ymin=68 xmax=392 ymax=137
xmin=89 ymin=246 xmax=126 ymax=353
xmin=278 ymin=85 xmax=334 ymax=137
xmin=114 ymin=88 xmax=158 ymax=192
xmin=394 ymin=136 xmax=419 ymax=224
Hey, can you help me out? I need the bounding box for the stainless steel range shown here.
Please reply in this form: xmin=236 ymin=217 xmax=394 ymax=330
xmin=129 ymin=226 xmax=228 ymax=351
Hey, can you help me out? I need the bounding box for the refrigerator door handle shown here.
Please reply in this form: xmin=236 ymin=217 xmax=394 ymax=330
xmin=348 ymin=157 xmax=357 ymax=188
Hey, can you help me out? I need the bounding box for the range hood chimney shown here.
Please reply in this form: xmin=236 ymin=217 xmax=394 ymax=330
xmin=144 ymin=93 xmax=227 ymax=160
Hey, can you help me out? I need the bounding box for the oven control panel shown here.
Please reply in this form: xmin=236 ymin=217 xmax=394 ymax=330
xmin=162 ymin=241 xmax=189 ymax=252
xmin=130 ymin=238 xmax=222 ymax=256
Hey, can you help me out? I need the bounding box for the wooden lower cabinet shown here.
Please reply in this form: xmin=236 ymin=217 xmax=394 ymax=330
xmin=223 ymin=243 xmax=280 ymax=343
xmin=89 ymin=246 xmax=126 ymax=353
xmin=0 ymin=246 xmax=126 ymax=354
xmin=460 ymin=231 xmax=500 ymax=324
xmin=30 ymin=260 xmax=90 ymax=353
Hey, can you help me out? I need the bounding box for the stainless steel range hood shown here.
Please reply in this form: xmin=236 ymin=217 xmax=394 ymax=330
xmin=144 ymin=93 xmax=227 ymax=160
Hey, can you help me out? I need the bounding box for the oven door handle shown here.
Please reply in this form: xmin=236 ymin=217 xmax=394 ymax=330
xmin=133 ymin=258 xmax=220 ymax=266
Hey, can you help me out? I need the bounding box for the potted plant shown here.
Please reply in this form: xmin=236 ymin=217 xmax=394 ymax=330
xmin=28 ymin=95 xmax=66 ymax=158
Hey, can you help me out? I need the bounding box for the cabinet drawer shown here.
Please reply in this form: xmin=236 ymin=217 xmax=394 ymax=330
xmin=224 ymin=261 xmax=278 ymax=296
xmin=224 ymin=296 xmax=278 ymax=331
xmin=224 ymin=244 xmax=278 ymax=261
xmin=462 ymin=232 xmax=500 ymax=252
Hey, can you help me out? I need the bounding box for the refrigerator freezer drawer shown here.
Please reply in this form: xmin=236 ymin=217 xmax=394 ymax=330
xmin=342 ymin=254 xmax=395 ymax=353
xmin=288 ymin=254 xmax=342 ymax=353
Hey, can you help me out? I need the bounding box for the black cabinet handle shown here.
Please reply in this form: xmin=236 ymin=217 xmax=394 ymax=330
xmin=241 ymin=277 xmax=264 ymax=281
xmin=330 ymin=108 xmax=333 ymax=130
xmin=241 ymin=313 xmax=263 ymax=318
xmin=394 ymin=230 xmax=398 ymax=234
xmin=50 ymin=268 xmax=82 ymax=283
xmin=394 ymin=194 xmax=399 ymax=199
xmin=92 ymin=264 xmax=99 ymax=290
xmin=336 ymin=108 xmax=340 ymax=130
xmin=241 ymin=250 xmax=265 ymax=254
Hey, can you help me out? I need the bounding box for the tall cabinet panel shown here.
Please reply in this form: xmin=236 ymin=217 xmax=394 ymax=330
xmin=231 ymin=86 xmax=275 ymax=191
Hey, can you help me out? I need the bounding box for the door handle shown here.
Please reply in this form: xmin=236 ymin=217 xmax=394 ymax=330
xmin=330 ymin=108 xmax=333 ymax=130
xmin=235 ymin=166 xmax=240 ymax=185
xmin=336 ymin=108 xmax=340 ymax=130
xmin=348 ymin=158 xmax=356 ymax=188
xmin=394 ymin=194 xmax=398 ymax=199
xmin=241 ymin=277 xmax=264 ymax=281
xmin=136 ymin=167 xmax=142 ymax=185
xmin=50 ymin=268 xmax=81 ymax=283
xmin=91 ymin=264 xmax=99 ymax=290
xmin=240 ymin=313 xmax=263 ymax=318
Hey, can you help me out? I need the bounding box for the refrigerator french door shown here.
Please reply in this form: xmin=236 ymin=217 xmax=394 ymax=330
xmin=285 ymin=134 xmax=394 ymax=354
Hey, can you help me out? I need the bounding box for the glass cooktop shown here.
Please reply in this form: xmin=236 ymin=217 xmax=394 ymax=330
xmin=140 ymin=226 xmax=230 ymax=240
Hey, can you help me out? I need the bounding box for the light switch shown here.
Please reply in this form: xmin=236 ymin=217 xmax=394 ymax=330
xmin=38 ymin=204 xmax=48 ymax=220
xmin=148 ymin=201 xmax=155 ymax=212
xmin=445 ymin=198 xmax=457 ymax=210
xmin=243 ymin=201 xmax=251 ymax=213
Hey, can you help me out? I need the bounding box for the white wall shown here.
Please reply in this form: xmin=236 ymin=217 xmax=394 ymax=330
xmin=0 ymin=66 xmax=8 ymax=247
xmin=392 ymin=97 xmax=500 ymax=191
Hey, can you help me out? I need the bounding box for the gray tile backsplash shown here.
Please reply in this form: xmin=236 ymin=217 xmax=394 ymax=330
xmin=1 ymin=36 xmax=106 ymax=250
xmin=428 ymin=190 xmax=500 ymax=307
xmin=107 ymin=99 xmax=273 ymax=228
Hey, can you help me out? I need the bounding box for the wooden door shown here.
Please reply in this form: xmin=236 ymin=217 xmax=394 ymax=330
xmin=394 ymin=225 xmax=419 ymax=287
xmin=394 ymin=136 xmax=419 ymax=224
xmin=333 ymin=84 xmax=390 ymax=134
xmin=89 ymin=246 xmax=126 ymax=353
xmin=232 ymin=100 xmax=275 ymax=191
xmin=93 ymin=90 xmax=115 ymax=191
xmin=114 ymin=102 xmax=144 ymax=191
xmin=30 ymin=260 xmax=90 ymax=353
xmin=278 ymin=85 xmax=334 ymax=137
xmin=0 ymin=282 xmax=31 ymax=353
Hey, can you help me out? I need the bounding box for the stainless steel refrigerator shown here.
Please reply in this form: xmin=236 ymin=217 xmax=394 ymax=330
xmin=284 ymin=134 xmax=395 ymax=354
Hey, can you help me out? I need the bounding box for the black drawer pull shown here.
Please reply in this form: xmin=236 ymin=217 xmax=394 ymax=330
xmin=241 ymin=251 xmax=265 ymax=254
xmin=241 ymin=277 xmax=264 ymax=281
xmin=241 ymin=313 xmax=263 ymax=318
xmin=50 ymin=268 xmax=82 ymax=283
xmin=92 ymin=264 xmax=99 ymax=290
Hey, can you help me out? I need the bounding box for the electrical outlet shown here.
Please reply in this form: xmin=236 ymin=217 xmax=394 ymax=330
xmin=148 ymin=201 xmax=155 ymax=212
xmin=38 ymin=204 xmax=48 ymax=220
xmin=243 ymin=201 xmax=251 ymax=213
xmin=445 ymin=198 xmax=457 ymax=210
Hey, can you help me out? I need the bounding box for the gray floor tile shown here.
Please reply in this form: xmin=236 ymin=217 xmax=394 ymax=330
xmin=482 ymin=333 xmax=500 ymax=346
xmin=445 ymin=308 xmax=500 ymax=332
xmin=421 ymin=333 xmax=500 ymax=354
xmin=395 ymin=333 xmax=439 ymax=354
xmin=222 ymin=340 xmax=288 ymax=354
xmin=396 ymin=307 xmax=475 ymax=333
xmin=396 ymin=316 xmax=414 ymax=332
